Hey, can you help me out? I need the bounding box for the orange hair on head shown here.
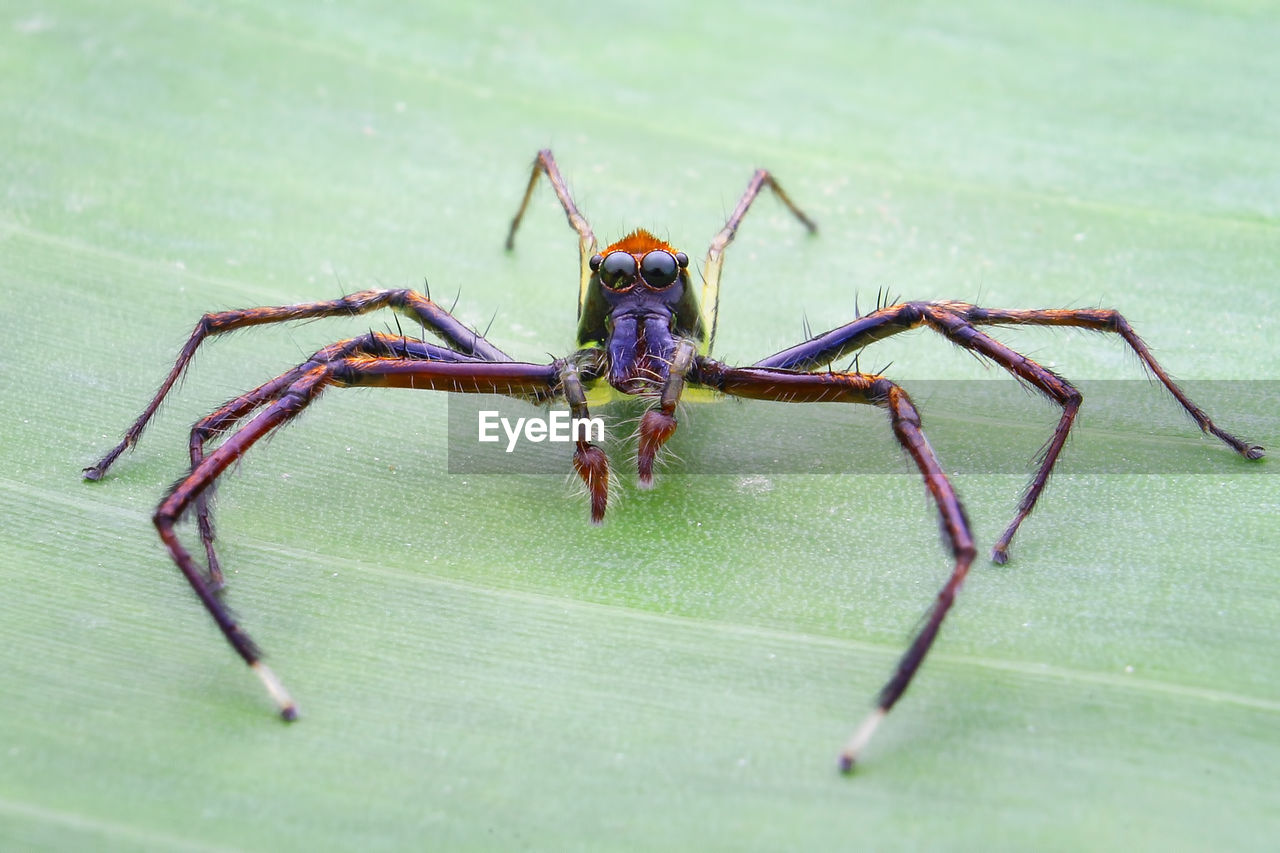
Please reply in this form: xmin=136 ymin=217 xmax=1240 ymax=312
xmin=602 ymin=228 xmax=677 ymax=256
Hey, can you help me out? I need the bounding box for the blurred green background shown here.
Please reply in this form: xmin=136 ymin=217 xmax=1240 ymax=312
xmin=2 ymin=1 xmax=1277 ymax=849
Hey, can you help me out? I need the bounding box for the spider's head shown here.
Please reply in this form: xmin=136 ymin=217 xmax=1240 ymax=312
xmin=577 ymin=229 xmax=704 ymax=395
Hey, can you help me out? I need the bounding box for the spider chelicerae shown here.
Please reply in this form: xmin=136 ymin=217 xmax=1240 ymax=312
xmin=86 ymin=149 xmax=1264 ymax=771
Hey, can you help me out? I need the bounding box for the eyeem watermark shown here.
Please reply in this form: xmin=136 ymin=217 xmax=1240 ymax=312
xmin=477 ymin=410 xmax=605 ymax=453
xmin=448 ymin=382 xmax=1275 ymax=474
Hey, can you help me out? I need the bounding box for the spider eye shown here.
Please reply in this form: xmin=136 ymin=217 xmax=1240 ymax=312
xmin=640 ymin=250 xmax=679 ymax=288
xmin=675 ymin=252 xmax=689 ymax=269
xmin=589 ymin=253 xmax=603 ymax=271
xmin=598 ymin=252 xmax=637 ymax=289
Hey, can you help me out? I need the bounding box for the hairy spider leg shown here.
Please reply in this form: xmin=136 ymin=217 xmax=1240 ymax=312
xmin=559 ymin=350 xmax=611 ymax=522
xmin=504 ymin=149 xmax=599 ymax=319
xmin=187 ymin=334 xmax=494 ymax=586
xmin=84 ymin=288 xmax=511 ymax=481
xmin=965 ymin=305 xmax=1264 ymax=458
xmin=155 ymin=362 xmax=332 ymax=721
xmin=699 ymin=169 xmax=818 ymax=356
xmin=636 ymin=338 xmax=698 ymax=485
xmin=691 ymin=360 xmax=976 ymax=773
xmin=756 ymin=301 xmax=1264 ymax=562
xmin=154 ymin=355 xmax=564 ymax=720
xmin=187 ymin=365 xmax=310 ymax=588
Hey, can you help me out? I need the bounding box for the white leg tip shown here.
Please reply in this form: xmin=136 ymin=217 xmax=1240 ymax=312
xmin=251 ymin=661 xmax=298 ymax=721
xmin=839 ymin=708 xmax=887 ymax=773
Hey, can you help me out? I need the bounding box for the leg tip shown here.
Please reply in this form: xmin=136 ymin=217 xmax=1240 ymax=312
xmin=839 ymin=707 xmax=886 ymax=774
xmin=991 ymin=546 xmax=1009 ymax=565
xmin=251 ymin=661 xmax=298 ymax=722
xmin=588 ymin=494 xmax=608 ymax=525
xmin=82 ymin=466 xmax=104 ymax=482
xmin=1245 ymin=445 xmax=1265 ymax=460
xmin=637 ymin=410 xmax=677 ymax=486
xmin=573 ymin=444 xmax=610 ymax=524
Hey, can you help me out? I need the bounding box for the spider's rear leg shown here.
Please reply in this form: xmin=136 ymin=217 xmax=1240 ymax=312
xmin=504 ymin=149 xmax=601 ymax=321
xmin=505 ymin=149 xmax=596 ymax=252
xmin=693 ymin=360 xmax=976 ymax=770
xmin=698 ymin=169 xmax=817 ymax=355
xmin=637 ymin=340 xmax=698 ymax=486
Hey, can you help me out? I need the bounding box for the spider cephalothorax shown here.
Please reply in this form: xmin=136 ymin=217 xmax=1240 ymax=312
xmin=580 ymin=229 xmax=697 ymax=396
xmin=87 ymin=149 xmax=1263 ymax=772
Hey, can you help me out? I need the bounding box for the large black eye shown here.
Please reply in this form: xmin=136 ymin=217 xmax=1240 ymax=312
xmin=640 ymin=250 xmax=679 ymax=288
xmin=598 ymin=252 xmax=637 ymax=289
xmin=599 ymin=252 xmax=640 ymax=289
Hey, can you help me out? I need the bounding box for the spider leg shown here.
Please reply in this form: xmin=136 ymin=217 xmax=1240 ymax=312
xmin=699 ymin=169 xmax=817 ymax=355
xmin=692 ymin=359 xmax=976 ymax=771
xmin=188 ymin=334 xmax=491 ymax=587
xmin=503 ymin=149 xmax=599 ymax=320
xmin=962 ymin=305 xmax=1264 ymax=459
xmin=559 ymin=351 xmax=610 ymax=522
xmin=336 ymin=350 xmax=613 ymax=525
xmin=923 ymin=313 xmax=1081 ymax=563
xmin=636 ymin=339 xmax=699 ymax=485
xmin=155 ymin=363 xmax=333 ymax=721
xmin=155 ymin=353 xmax=563 ymax=719
xmin=756 ymin=301 xmax=1263 ymax=561
xmin=188 ymin=366 xmax=309 ymax=589
xmin=505 ymin=148 xmax=596 ymax=250
xmin=85 ymin=290 xmax=509 ymax=480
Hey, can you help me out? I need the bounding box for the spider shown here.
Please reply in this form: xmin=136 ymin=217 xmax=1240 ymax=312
xmin=86 ymin=149 xmax=1264 ymax=772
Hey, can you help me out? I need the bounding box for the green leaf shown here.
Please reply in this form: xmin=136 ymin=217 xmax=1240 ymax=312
xmin=2 ymin=1 xmax=1277 ymax=849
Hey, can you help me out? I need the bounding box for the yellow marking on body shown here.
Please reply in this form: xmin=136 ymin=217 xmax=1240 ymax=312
xmin=698 ymin=252 xmax=725 ymax=356
xmin=575 ymin=232 xmax=597 ymax=319
xmin=584 ymin=382 xmax=721 ymax=406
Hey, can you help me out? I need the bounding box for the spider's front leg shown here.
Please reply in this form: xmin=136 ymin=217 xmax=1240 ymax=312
xmin=756 ymin=301 xmax=1264 ymax=562
xmin=559 ymin=350 xmax=611 ymax=522
xmin=693 ymin=358 xmax=976 ymax=772
xmin=157 ymin=353 xmax=564 ymax=720
xmin=187 ymin=365 xmax=311 ymax=588
xmin=84 ymin=288 xmax=510 ymax=481
xmin=155 ymin=363 xmax=338 ymax=721
xmin=186 ymin=334 xmax=490 ymax=588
